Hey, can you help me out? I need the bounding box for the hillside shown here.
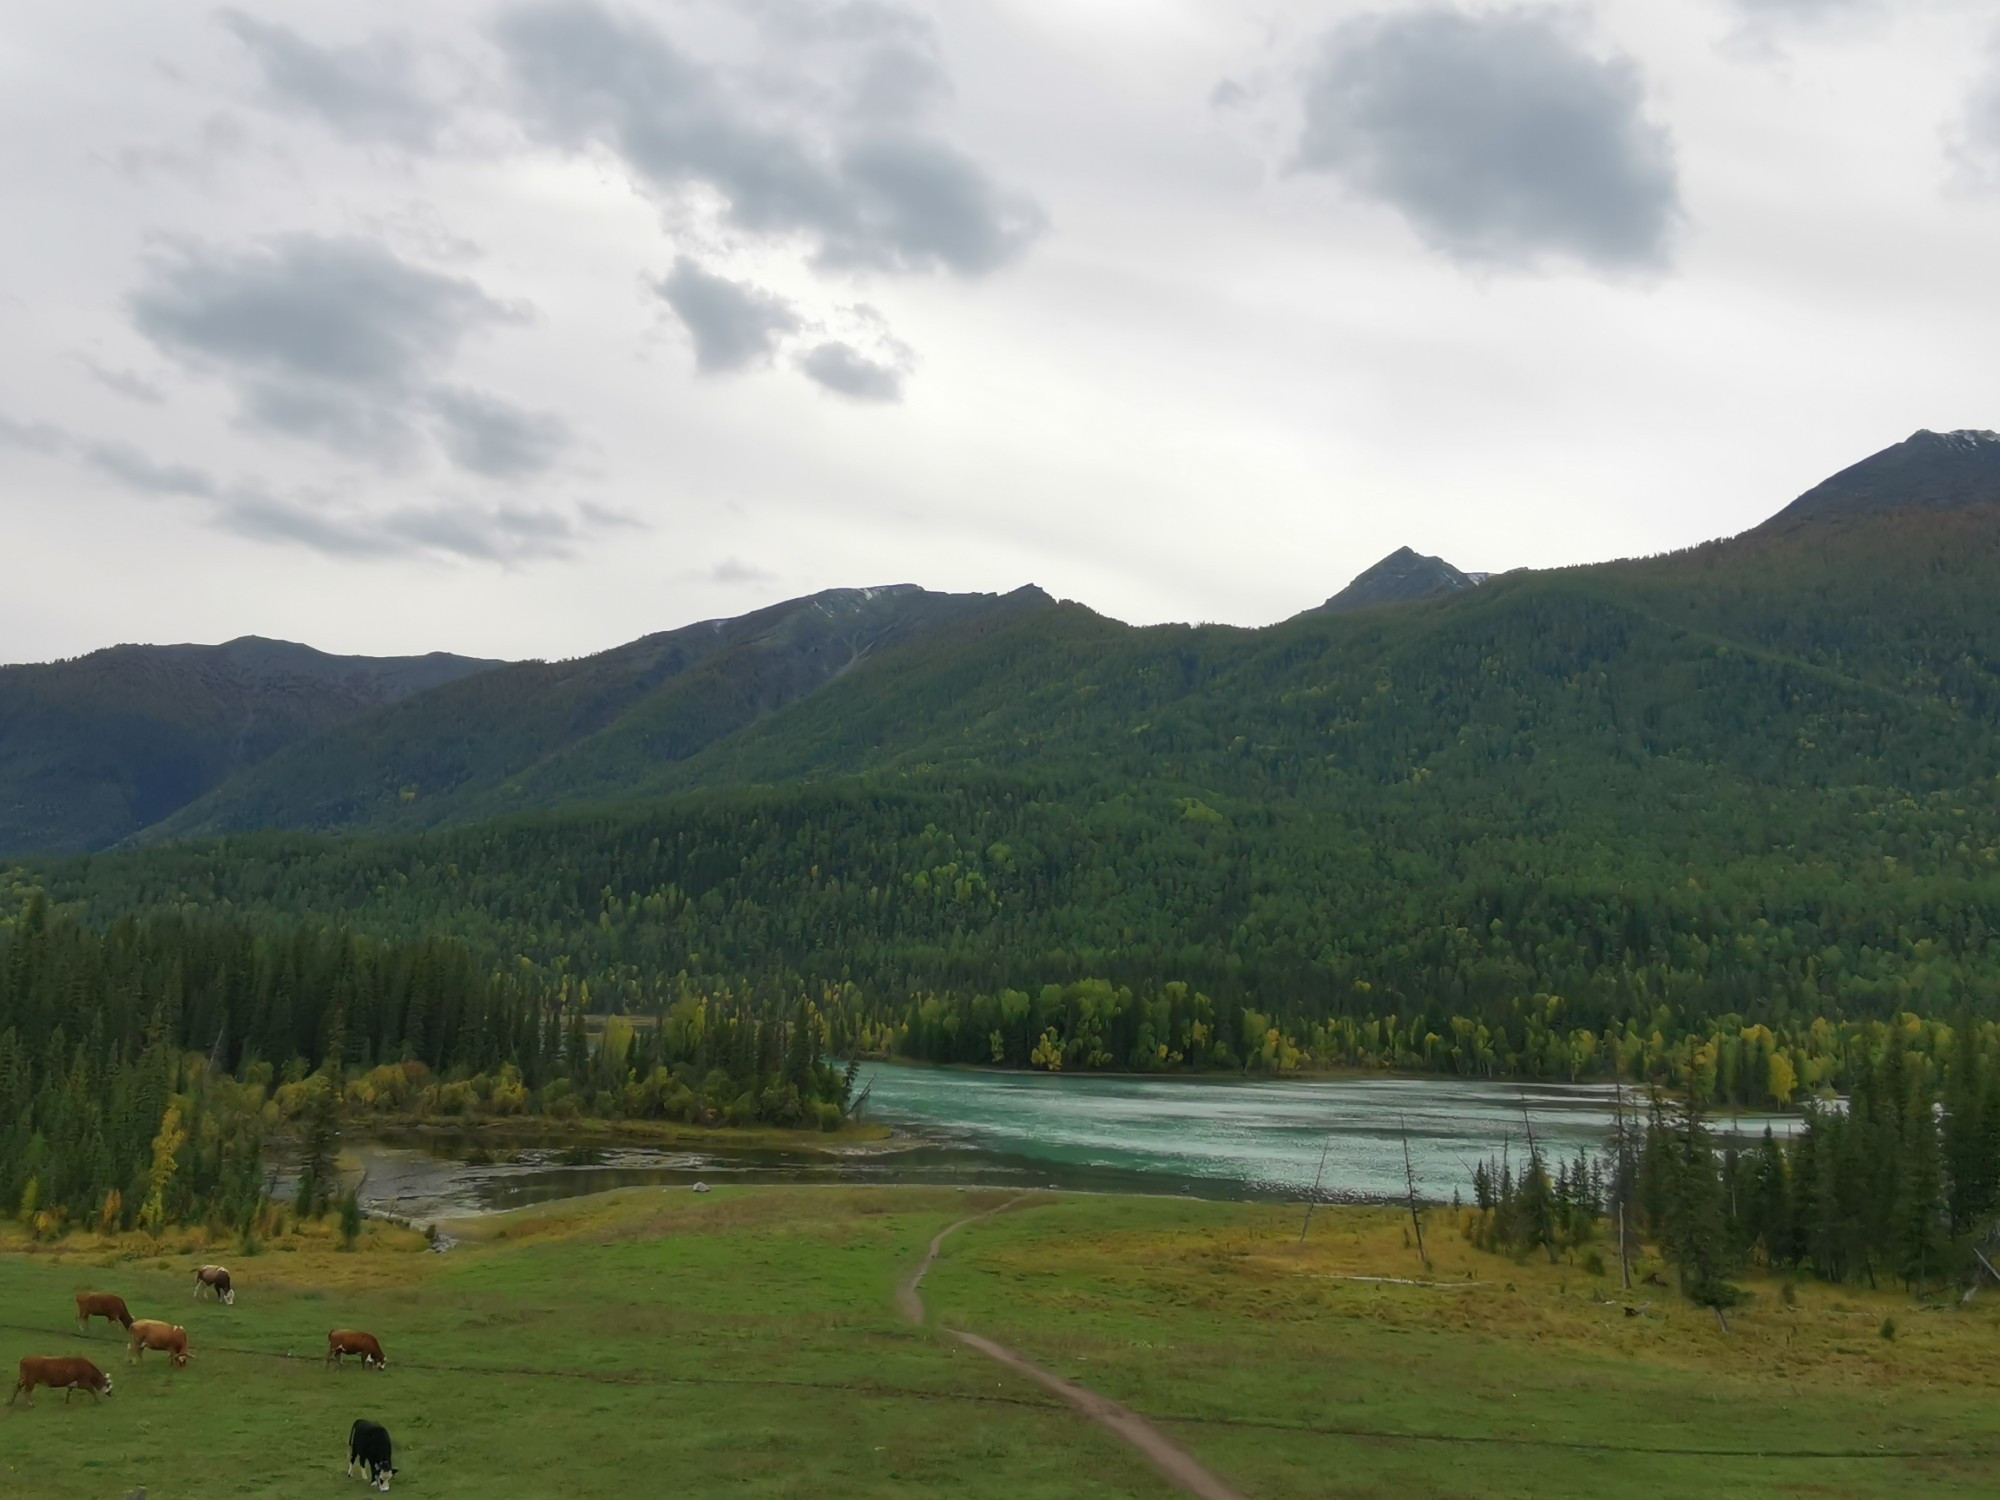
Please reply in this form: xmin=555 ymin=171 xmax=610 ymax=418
xmin=144 ymin=584 xmax=1053 ymax=841
xmin=0 ymin=637 xmax=497 ymax=854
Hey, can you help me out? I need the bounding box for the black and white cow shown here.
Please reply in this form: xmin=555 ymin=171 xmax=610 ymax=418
xmin=347 ymin=1419 xmax=396 ymax=1492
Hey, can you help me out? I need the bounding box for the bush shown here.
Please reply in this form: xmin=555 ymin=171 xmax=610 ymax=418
xmin=1582 ymin=1250 xmax=1606 ymax=1277
xmin=1879 ymin=1316 xmax=1897 ymax=1341
xmin=338 ymin=1192 xmax=362 ymax=1250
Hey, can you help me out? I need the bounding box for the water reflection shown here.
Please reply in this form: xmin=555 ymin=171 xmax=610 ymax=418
xmin=357 ymin=1067 xmax=1802 ymax=1222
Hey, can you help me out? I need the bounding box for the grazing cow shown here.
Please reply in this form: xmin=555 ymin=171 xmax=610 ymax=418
xmin=193 ymin=1265 xmax=235 ymax=1305
xmin=10 ymin=1355 xmax=113 ymax=1407
xmin=127 ymin=1320 xmax=192 ymax=1369
xmin=326 ymin=1330 xmax=388 ymax=1371
xmin=347 ymin=1418 xmax=397 ymax=1491
xmin=75 ymin=1292 xmax=134 ymax=1334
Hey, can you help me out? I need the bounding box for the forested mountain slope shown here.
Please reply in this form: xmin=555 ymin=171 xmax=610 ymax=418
xmin=0 ymin=637 xmax=498 ymax=854
xmin=144 ymin=584 xmax=1051 ymax=841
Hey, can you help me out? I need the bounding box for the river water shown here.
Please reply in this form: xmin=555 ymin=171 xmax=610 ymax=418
xmin=355 ymin=1067 xmax=1800 ymax=1223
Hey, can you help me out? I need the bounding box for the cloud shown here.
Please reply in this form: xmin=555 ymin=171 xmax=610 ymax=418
xmin=77 ymin=440 xmax=223 ymax=498
xmin=1957 ymin=41 xmax=2000 ymax=192
xmin=1293 ymin=6 xmax=1679 ymax=272
xmin=0 ymin=411 xmax=67 ymax=454
xmin=219 ymin=9 xmax=446 ymax=148
xmin=216 ymin=493 xmax=633 ymax=563
xmin=3 ymin=400 xmax=615 ymax=567
xmin=798 ymin=340 xmax=904 ymax=401
xmin=744 ymin=0 xmax=950 ymax=123
xmin=705 ymin=556 xmax=775 ymax=584
xmin=657 ymin=257 xmax=801 ymax=373
xmin=491 ymin=1 xmax=1042 ymax=276
xmin=129 ymin=234 xmax=566 ymax=474
xmin=1728 ymin=0 xmax=1873 ymax=21
xmin=76 ymin=359 xmax=165 ymax=404
xmin=425 ymin=386 xmax=572 ymax=478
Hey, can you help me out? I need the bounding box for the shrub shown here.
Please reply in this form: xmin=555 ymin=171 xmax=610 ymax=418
xmin=1880 ymin=1317 xmax=1897 ymax=1341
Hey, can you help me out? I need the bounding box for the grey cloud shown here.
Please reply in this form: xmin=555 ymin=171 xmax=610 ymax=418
xmin=78 ymin=440 xmax=222 ymax=498
xmin=0 ymin=412 xmax=67 ymax=454
xmin=579 ymin=500 xmax=644 ymax=530
xmin=217 ymin=493 xmax=628 ymax=563
xmin=239 ymin=382 xmax=425 ymax=465
xmin=77 ymin=359 xmax=165 ymax=403
xmin=657 ymin=257 xmax=801 ymax=373
xmin=707 ymin=556 xmax=775 ymax=584
xmin=758 ymin=0 xmax=951 ymax=122
xmin=426 ymin=386 xmax=572 ymax=478
xmin=218 ymin=495 xmax=393 ymax=557
xmin=132 ymin=234 xmax=514 ymax=390
xmin=798 ymin=340 xmax=904 ymax=401
xmin=130 ymin=234 xmax=564 ymax=474
xmin=493 ymin=2 xmax=1041 ymax=276
xmin=219 ymin=9 xmax=445 ymax=148
xmin=1294 ymin=7 xmax=1679 ymax=272
xmin=1961 ymin=45 xmax=2000 ymax=191
xmin=1729 ymin=0 xmax=1873 ymax=20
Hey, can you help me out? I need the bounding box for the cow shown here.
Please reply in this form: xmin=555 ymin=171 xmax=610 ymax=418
xmin=326 ymin=1330 xmax=388 ymax=1371
xmin=127 ymin=1320 xmax=192 ymax=1369
xmin=75 ymin=1293 xmax=134 ymax=1334
xmin=193 ymin=1265 xmax=235 ymax=1305
xmin=9 ymin=1355 xmax=113 ymax=1407
xmin=347 ymin=1418 xmax=397 ymax=1491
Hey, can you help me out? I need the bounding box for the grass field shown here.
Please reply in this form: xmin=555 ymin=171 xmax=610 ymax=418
xmin=3 ymin=1188 xmax=1998 ymax=1498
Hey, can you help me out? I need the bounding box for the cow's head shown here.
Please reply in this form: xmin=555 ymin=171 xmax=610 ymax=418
xmin=367 ymin=1353 xmax=387 ymax=1371
xmin=373 ymin=1466 xmax=396 ymax=1492
xmin=171 ymin=1349 xmax=190 ymax=1369
xmin=222 ymin=1288 xmax=235 ymax=1306
xmin=96 ymin=1373 xmax=114 ymax=1397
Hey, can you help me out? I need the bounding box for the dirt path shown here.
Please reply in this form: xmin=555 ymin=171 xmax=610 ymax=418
xmin=895 ymin=1193 xmax=1035 ymax=1325
xmin=901 ymin=1196 xmax=1252 ymax=1500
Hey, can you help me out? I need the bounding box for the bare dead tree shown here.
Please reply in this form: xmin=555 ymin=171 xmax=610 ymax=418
xmin=1613 ymin=1082 xmax=1633 ymax=1291
xmin=1298 ymin=1130 xmax=1334 ymax=1244
xmin=1400 ymin=1116 xmax=1429 ymax=1270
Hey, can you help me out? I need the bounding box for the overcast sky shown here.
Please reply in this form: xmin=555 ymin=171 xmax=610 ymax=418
xmin=4 ymin=0 xmax=1998 ymax=663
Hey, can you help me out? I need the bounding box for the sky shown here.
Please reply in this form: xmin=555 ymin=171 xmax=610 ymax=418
xmin=3 ymin=0 xmax=1999 ymax=664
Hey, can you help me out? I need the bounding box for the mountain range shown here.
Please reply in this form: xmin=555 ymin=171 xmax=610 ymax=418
xmin=3 ymin=427 xmax=1998 ymax=861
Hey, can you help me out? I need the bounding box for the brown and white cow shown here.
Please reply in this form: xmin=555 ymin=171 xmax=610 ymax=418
xmin=193 ymin=1265 xmax=235 ymax=1305
xmin=9 ymin=1355 xmax=113 ymax=1407
xmin=128 ymin=1320 xmax=192 ymax=1369
xmin=326 ymin=1330 xmax=388 ymax=1371
xmin=74 ymin=1292 xmax=134 ymax=1334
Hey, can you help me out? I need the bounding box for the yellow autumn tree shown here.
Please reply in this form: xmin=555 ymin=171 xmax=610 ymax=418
xmin=139 ymin=1105 xmax=188 ymax=1237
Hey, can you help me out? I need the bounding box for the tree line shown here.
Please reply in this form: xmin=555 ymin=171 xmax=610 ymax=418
xmin=1468 ymin=1024 xmax=2000 ymax=1308
xmin=0 ymin=897 xmax=856 ymax=1233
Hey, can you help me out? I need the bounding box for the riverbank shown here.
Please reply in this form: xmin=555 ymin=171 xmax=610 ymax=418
xmin=4 ymin=1186 xmax=1997 ymax=1498
xmin=360 ymin=1113 xmax=893 ymax=1153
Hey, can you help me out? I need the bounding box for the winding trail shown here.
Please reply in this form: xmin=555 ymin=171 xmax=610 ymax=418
xmin=901 ymin=1195 xmax=1251 ymax=1500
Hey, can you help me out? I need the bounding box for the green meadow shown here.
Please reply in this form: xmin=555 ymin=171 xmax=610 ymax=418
xmin=3 ymin=1188 xmax=1997 ymax=1498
